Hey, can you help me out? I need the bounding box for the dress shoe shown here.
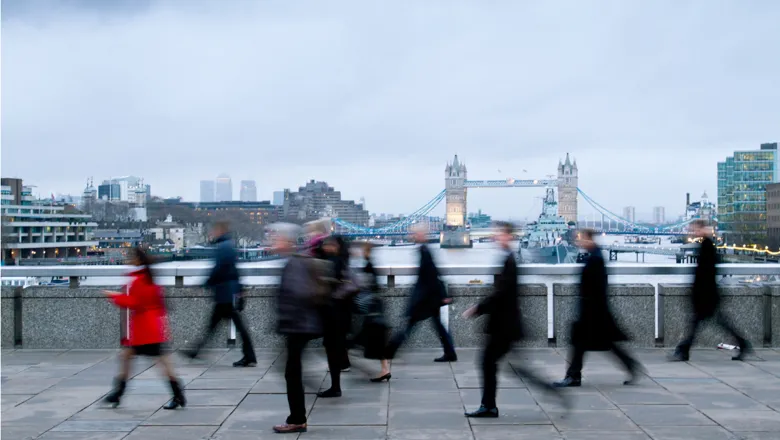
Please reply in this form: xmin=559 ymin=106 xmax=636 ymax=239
xmin=317 ymin=388 xmax=342 ymax=398
xmin=163 ymin=396 xmax=186 ymax=410
xmin=233 ymin=357 xmax=257 ymax=367
xmin=273 ymin=423 xmax=307 ymax=433
xmin=465 ymin=405 xmax=499 ymax=418
xmin=370 ymin=373 xmax=391 ymax=383
xmin=667 ymin=351 xmax=689 ymax=362
xmin=732 ymin=341 xmax=752 ymax=361
xmin=434 ymin=354 xmax=458 ymax=363
xmin=553 ymin=377 xmax=581 ymax=388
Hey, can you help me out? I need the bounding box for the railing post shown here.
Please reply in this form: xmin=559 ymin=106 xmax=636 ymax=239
xmin=175 ymin=276 xmax=184 ymax=288
xmin=387 ymin=274 xmax=395 ymax=288
xmin=69 ymin=276 xmax=79 ymax=288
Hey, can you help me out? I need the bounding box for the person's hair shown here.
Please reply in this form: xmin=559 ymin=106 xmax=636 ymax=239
xmin=579 ymin=228 xmax=595 ymax=240
xmin=495 ymin=221 xmax=514 ymax=235
xmin=213 ymin=221 xmax=230 ymax=233
xmin=324 ymin=235 xmax=349 ymax=281
xmin=304 ymin=219 xmax=330 ymax=235
xmin=131 ymin=246 xmax=155 ymax=282
xmin=267 ymin=222 xmax=301 ymax=242
xmin=691 ymin=219 xmax=708 ymax=229
xmin=362 ymin=241 xmax=373 ymax=255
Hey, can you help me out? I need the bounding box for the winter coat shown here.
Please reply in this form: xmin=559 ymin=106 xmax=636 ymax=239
xmin=406 ymin=244 xmax=448 ymax=321
xmin=110 ymin=269 xmax=168 ymax=347
xmin=476 ymin=251 xmax=523 ymax=341
xmin=276 ymin=254 xmax=324 ymax=336
xmin=692 ymin=237 xmax=720 ymax=317
xmin=206 ymin=234 xmax=241 ymax=304
xmin=570 ymin=246 xmax=627 ymax=350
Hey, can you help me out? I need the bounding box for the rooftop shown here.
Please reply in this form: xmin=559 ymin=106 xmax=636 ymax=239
xmin=2 ymin=348 xmax=780 ymax=439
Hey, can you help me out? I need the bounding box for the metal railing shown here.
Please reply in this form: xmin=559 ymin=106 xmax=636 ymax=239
xmin=2 ymin=263 xmax=778 ymax=288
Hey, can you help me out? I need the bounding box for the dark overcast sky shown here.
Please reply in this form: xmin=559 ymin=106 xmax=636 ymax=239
xmin=2 ymin=0 xmax=779 ymax=221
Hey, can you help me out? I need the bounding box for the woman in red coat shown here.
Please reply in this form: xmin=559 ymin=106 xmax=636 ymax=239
xmin=102 ymin=247 xmax=186 ymax=410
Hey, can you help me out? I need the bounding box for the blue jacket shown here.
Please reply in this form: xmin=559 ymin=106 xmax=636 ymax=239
xmin=206 ymin=234 xmax=240 ymax=304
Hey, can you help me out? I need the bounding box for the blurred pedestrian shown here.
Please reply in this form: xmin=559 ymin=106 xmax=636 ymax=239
xmin=353 ymin=242 xmax=391 ymax=382
xmin=183 ymin=221 xmax=257 ymax=367
xmin=270 ymin=223 xmax=325 ymax=434
xmin=554 ymin=229 xmax=641 ymax=387
xmin=670 ymin=220 xmax=751 ymax=361
xmin=102 ymin=247 xmax=185 ymax=410
xmin=463 ymin=222 xmax=562 ymax=417
xmin=385 ymin=224 xmax=457 ymax=363
xmin=318 ymin=235 xmax=359 ymax=398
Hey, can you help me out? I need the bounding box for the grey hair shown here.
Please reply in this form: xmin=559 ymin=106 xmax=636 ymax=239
xmin=303 ymin=218 xmax=330 ymax=235
xmin=266 ymin=223 xmax=301 ymax=242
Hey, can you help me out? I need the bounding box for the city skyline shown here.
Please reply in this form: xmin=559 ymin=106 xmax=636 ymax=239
xmin=2 ymin=1 xmax=778 ymax=218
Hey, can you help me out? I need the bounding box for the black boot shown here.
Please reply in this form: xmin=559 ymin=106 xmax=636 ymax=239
xmin=104 ymin=378 xmax=126 ymax=408
xmin=164 ymin=379 xmax=186 ymax=410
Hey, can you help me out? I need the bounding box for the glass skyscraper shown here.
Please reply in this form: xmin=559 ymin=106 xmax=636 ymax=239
xmin=717 ymin=142 xmax=779 ymax=243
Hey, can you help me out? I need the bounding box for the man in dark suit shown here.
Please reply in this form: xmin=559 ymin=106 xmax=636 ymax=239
xmin=463 ymin=222 xmax=563 ymax=418
xmin=184 ymin=221 xmax=257 ymax=367
xmin=670 ymin=220 xmax=751 ymax=361
xmin=554 ymin=229 xmax=640 ymax=387
xmin=385 ymin=225 xmax=457 ymax=362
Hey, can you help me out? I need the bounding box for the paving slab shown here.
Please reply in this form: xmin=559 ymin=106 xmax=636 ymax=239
xmin=124 ymin=426 xmax=218 ymax=440
xmin=3 ymin=348 xmax=780 ymax=439
xmin=472 ymin=425 xmax=562 ymax=439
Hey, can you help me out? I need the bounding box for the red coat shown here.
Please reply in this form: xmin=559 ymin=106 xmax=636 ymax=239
xmin=111 ymin=270 xmax=168 ymax=347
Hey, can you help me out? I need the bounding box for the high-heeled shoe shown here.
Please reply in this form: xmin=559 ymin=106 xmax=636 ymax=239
xmin=370 ymin=373 xmax=391 ymax=383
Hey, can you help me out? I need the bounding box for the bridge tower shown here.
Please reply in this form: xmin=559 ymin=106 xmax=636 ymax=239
xmin=445 ymin=155 xmax=467 ymax=227
xmin=557 ymin=153 xmax=578 ymax=224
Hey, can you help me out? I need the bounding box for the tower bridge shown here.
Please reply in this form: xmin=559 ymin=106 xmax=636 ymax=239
xmin=331 ymin=154 xmax=696 ymax=242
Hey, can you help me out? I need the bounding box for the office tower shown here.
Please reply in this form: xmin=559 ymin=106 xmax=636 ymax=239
xmin=200 ymin=180 xmax=215 ymax=203
xmin=240 ymin=180 xmax=258 ymax=202
xmin=215 ymin=174 xmax=232 ymax=202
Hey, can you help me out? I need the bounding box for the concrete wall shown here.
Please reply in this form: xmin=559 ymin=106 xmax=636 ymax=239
xmin=553 ymin=283 xmax=655 ymax=348
xmin=4 ymin=283 xmax=778 ymax=349
xmin=659 ymin=284 xmax=767 ymax=348
xmin=772 ymin=285 xmax=780 ymax=348
xmin=20 ymin=286 xmax=123 ymax=349
xmin=1 ymin=287 xmax=16 ymax=348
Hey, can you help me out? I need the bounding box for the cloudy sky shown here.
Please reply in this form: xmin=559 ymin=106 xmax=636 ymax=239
xmin=2 ymin=0 xmax=779 ymax=221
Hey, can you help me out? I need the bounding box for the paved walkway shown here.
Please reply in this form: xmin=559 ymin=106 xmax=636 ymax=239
xmin=3 ymin=348 xmax=780 ymax=439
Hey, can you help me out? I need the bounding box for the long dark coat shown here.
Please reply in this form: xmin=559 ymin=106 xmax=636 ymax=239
xmin=406 ymin=244 xmax=447 ymax=322
xmin=571 ymin=246 xmax=627 ymax=351
xmin=692 ymin=237 xmax=720 ymax=318
xmin=476 ymin=251 xmax=523 ymax=342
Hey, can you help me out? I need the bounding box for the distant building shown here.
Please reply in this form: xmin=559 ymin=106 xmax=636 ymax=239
xmin=1 ymin=178 xmax=34 ymax=206
xmin=200 ymin=180 xmax=215 ymax=203
xmin=97 ymin=176 xmax=149 ymax=204
xmin=240 ymin=180 xmax=257 ymax=202
xmin=272 ymin=191 xmax=285 ymax=206
xmin=653 ymin=206 xmax=666 ymax=225
xmin=2 ymin=202 xmax=98 ymax=264
xmin=622 ymin=206 xmax=636 ymax=224
xmin=93 ymin=229 xmax=144 ymax=249
xmin=718 ymin=142 xmax=779 ymax=243
xmin=767 ymin=183 xmax=780 ymax=248
xmin=282 ymin=180 xmax=369 ymax=226
xmin=215 ymin=174 xmax=232 ymax=202
xmin=148 ymin=215 xmax=185 ymax=251
xmin=685 ymin=192 xmax=715 ymax=224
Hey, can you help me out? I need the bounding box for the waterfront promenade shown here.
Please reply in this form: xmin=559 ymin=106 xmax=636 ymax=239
xmin=3 ymin=347 xmax=780 ymax=439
